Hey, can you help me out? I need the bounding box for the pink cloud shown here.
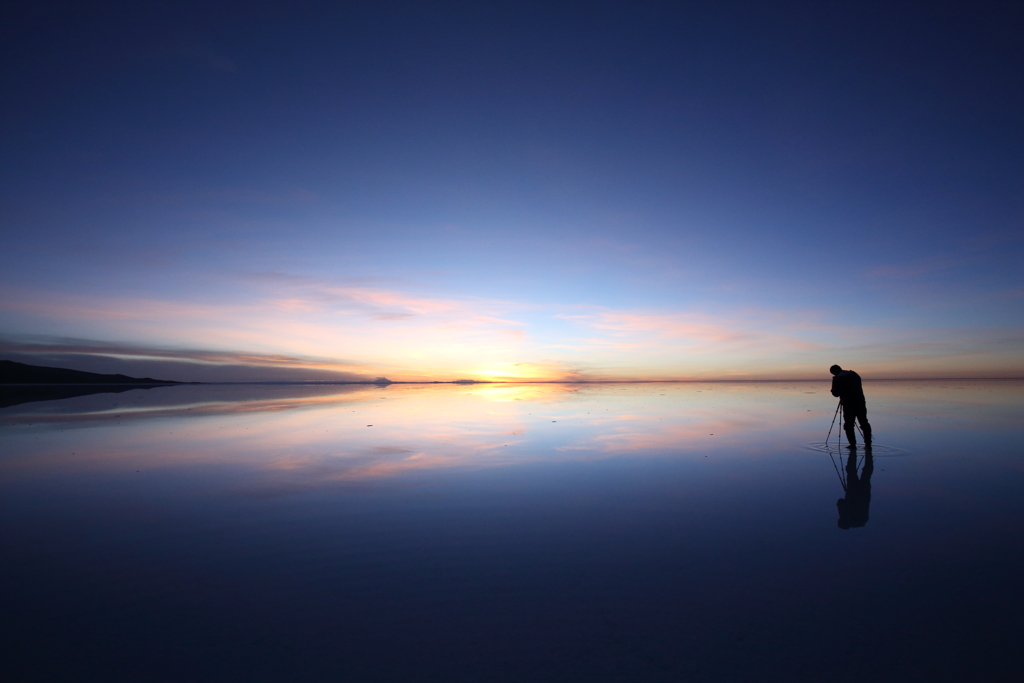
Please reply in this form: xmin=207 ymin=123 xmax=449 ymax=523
xmin=561 ymin=309 xmax=826 ymax=355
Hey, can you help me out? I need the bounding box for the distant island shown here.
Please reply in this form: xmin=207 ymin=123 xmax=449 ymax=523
xmin=0 ymin=360 xmax=182 ymax=385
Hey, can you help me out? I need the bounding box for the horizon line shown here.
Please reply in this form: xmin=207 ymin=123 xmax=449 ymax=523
xmin=107 ymin=376 xmax=1024 ymax=385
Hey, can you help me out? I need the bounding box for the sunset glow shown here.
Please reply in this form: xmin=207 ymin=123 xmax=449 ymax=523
xmin=1 ymin=3 xmax=1021 ymax=381
xmin=4 ymin=6 xmax=1024 ymax=681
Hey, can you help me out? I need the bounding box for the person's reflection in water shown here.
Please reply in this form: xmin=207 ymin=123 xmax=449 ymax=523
xmin=837 ymin=447 xmax=873 ymax=529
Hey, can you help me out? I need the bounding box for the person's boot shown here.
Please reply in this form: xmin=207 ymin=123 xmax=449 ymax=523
xmin=845 ymin=426 xmax=857 ymax=448
xmin=863 ymin=423 xmax=872 ymax=445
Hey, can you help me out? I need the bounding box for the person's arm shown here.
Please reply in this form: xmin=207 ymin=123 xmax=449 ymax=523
xmin=831 ymin=377 xmax=840 ymax=397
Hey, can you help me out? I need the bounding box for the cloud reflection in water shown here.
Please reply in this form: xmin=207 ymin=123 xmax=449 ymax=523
xmin=2 ymin=381 xmax=1021 ymax=492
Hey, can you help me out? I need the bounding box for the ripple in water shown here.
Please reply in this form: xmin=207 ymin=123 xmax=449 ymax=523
xmin=804 ymin=442 xmax=910 ymax=457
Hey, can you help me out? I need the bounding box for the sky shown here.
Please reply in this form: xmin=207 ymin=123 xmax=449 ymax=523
xmin=1 ymin=0 xmax=1022 ymax=382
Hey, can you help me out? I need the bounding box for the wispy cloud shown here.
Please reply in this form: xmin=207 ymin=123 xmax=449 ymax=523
xmin=2 ymin=275 xmax=1022 ymax=381
xmin=242 ymin=271 xmax=525 ymax=325
xmin=0 ymin=336 xmax=373 ymax=383
xmin=0 ymin=337 xmax=361 ymax=369
xmin=562 ymin=310 xmax=822 ymax=353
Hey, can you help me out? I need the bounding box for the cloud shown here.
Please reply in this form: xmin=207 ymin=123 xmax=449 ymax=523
xmin=0 ymin=281 xmax=546 ymax=380
xmin=2 ymin=276 xmax=1022 ymax=381
xmin=120 ymin=186 xmax=319 ymax=208
xmin=0 ymin=337 xmax=372 ymax=383
xmin=242 ymin=272 xmax=526 ymax=325
xmin=866 ymin=261 xmax=952 ymax=280
xmin=560 ymin=309 xmax=827 ymax=354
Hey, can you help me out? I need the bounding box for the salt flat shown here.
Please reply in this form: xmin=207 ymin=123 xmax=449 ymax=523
xmin=1 ymin=381 xmax=1021 ymax=682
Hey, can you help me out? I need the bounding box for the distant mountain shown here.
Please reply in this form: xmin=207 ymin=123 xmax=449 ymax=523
xmin=0 ymin=360 xmax=181 ymax=384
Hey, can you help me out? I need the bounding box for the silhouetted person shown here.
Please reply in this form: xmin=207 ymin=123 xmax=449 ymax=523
xmin=837 ymin=448 xmax=873 ymax=528
xmin=830 ymin=364 xmax=872 ymax=447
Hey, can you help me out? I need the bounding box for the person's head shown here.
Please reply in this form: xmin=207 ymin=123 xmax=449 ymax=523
xmin=829 ymin=364 xmax=842 ymax=376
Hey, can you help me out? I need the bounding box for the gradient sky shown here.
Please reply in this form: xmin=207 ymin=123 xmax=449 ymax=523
xmin=2 ymin=1 xmax=1022 ymax=381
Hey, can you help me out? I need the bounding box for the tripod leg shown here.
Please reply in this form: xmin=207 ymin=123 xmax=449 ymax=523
xmin=826 ymin=399 xmax=841 ymax=445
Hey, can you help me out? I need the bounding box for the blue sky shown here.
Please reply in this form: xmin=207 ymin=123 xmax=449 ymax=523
xmin=1 ymin=1 xmax=1022 ymax=380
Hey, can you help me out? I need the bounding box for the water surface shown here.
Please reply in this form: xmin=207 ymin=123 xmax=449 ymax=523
xmin=1 ymin=381 xmax=1022 ymax=681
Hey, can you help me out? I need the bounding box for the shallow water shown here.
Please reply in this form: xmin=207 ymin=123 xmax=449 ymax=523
xmin=1 ymin=380 xmax=1022 ymax=682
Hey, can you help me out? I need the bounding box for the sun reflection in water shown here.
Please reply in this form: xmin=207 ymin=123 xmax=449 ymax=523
xmin=3 ymin=381 xmax=1021 ymax=489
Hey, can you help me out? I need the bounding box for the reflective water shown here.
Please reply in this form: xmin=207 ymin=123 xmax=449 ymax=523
xmin=1 ymin=381 xmax=1022 ymax=682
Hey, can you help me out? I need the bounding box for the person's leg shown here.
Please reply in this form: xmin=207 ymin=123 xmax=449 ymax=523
xmin=861 ymin=450 xmax=873 ymax=481
xmin=846 ymin=450 xmax=859 ymax=478
xmin=857 ymin=408 xmax=872 ymax=443
xmin=843 ymin=404 xmax=857 ymax=445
